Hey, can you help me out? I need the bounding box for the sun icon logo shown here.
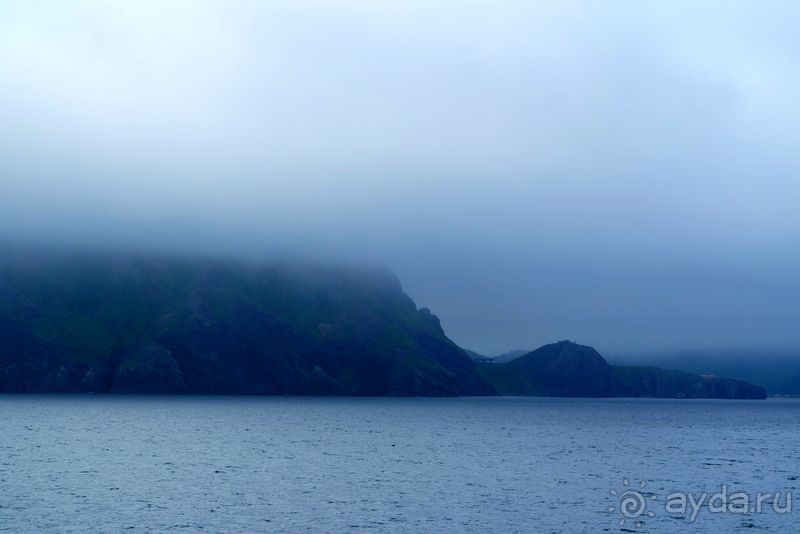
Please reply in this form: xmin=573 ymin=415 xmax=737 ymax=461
xmin=608 ymin=479 xmax=657 ymax=528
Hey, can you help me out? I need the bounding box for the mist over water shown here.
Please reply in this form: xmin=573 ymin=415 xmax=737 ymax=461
xmin=1 ymin=1 xmax=799 ymax=355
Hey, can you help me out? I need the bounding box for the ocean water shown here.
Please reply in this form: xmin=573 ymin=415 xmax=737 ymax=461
xmin=0 ymin=396 xmax=797 ymax=533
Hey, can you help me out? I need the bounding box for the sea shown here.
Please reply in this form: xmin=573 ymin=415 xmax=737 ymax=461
xmin=1 ymin=395 xmax=798 ymax=533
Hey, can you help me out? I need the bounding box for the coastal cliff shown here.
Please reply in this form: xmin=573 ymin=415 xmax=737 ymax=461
xmin=0 ymin=249 xmax=492 ymax=396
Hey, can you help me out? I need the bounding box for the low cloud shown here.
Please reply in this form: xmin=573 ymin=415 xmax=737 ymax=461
xmin=1 ymin=0 xmax=798 ymax=354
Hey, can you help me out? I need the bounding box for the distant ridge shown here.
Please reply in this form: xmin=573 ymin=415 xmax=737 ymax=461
xmin=464 ymin=348 xmax=527 ymax=363
xmin=476 ymin=341 xmax=767 ymax=399
xmin=493 ymin=349 xmax=529 ymax=364
xmin=610 ymin=350 xmax=800 ymax=396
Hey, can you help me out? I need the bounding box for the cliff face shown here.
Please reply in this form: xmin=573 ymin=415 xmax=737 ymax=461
xmin=0 ymin=250 xmax=494 ymax=396
xmin=477 ymin=341 xmax=767 ymax=399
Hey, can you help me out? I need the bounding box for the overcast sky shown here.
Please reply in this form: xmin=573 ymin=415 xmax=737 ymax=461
xmin=1 ymin=1 xmax=798 ymax=355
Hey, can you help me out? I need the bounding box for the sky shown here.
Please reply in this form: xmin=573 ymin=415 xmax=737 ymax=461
xmin=0 ymin=0 xmax=798 ymax=355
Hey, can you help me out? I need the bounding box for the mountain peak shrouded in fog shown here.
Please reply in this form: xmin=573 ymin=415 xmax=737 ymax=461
xmin=1 ymin=1 xmax=798 ymax=355
xmin=0 ymin=247 xmax=495 ymax=395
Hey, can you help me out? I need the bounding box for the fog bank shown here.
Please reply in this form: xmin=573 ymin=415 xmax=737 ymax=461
xmin=1 ymin=1 xmax=798 ymax=354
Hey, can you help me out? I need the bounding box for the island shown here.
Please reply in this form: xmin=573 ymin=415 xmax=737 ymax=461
xmin=0 ymin=248 xmax=767 ymax=399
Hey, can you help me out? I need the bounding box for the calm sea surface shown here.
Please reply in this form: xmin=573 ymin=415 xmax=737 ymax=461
xmin=0 ymin=396 xmax=798 ymax=533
